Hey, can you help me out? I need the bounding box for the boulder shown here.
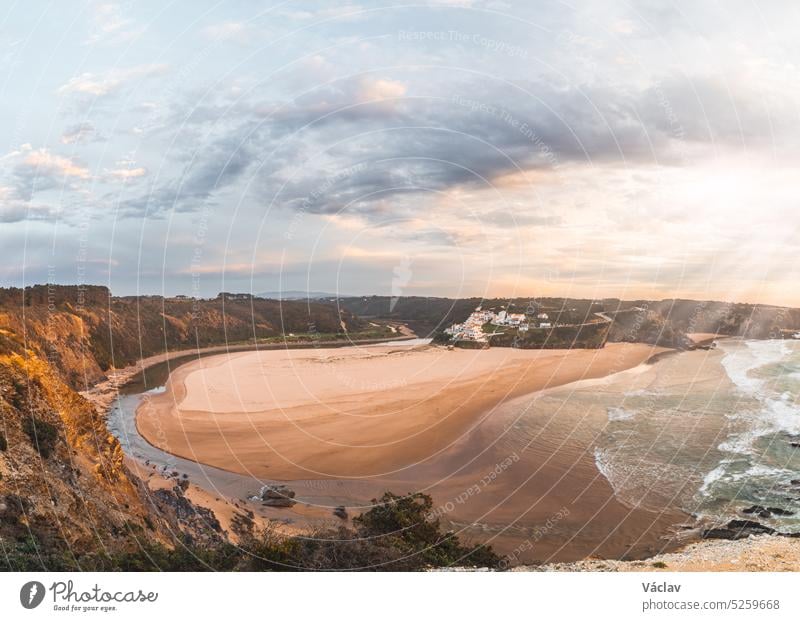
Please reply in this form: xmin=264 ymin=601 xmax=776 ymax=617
xmin=742 ymin=505 xmax=771 ymax=518
xmin=333 ymin=506 xmax=348 ymax=519
xmin=741 ymin=505 xmax=794 ymax=518
xmin=260 ymin=484 xmax=296 ymax=500
xmin=259 ymin=485 xmax=296 ymax=507
xmin=262 ymin=497 xmax=295 ymax=507
xmin=767 ymin=507 xmax=795 ymax=516
xmin=702 ymin=519 xmax=775 ymax=540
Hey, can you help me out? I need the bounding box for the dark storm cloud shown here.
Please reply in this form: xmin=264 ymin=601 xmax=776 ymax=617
xmin=115 ymin=119 xmax=286 ymax=216
xmin=113 ymin=72 xmax=786 ymax=219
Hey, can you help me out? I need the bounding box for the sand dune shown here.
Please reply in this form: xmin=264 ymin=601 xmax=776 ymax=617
xmin=136 ymin=342 xmax=665 ymax=480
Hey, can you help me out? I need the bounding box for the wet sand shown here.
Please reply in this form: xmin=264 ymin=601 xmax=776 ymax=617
xmin=137 ymin=343 xmax=664 ymax=479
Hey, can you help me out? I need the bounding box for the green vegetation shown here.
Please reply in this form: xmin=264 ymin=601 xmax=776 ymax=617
xmin=1 ymin=492 xmax=498 ymax=571
xmin=21 ymin=416 xmax=59 ymax=458
xmin=481 ymin=321 xmax=503 ymax=335
xmin=652 ymin=561 xmax=668 ymax=569
xmin=254 ymin=324 xmax=397 ymax=345
xmin=488 ymin=322 xmax=610 ymax=349
xmin=336 ymin=295 xmax=480 ymax=338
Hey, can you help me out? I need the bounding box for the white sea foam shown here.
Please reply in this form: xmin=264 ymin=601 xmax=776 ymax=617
xmin=717 ymin=340 xmax=800 ymax=457
xmin=718 ymin=431 xmax=759 ymax=455
xmin=727 ymin=463 xmax=794 ymax=482
xmin=593 ymin=447 xmax=616 ymax=488
xmin=697 ymin=462 xmax=729 ymax=497
xmin=720 ymin=339 xmax=788 ymax=395
xmin=623 ymin=388 xmax=656 ymax=398
xmin=607 ymin=406 xmax=636 ymax=422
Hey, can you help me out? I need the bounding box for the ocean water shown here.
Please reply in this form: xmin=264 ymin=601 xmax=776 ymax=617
xmin=592 ymin=339 xmax=800 ymax=532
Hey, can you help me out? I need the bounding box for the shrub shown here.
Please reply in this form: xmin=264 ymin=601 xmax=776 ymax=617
xmin=353 ymin=491 xmax=499 ymax=569
xmin=232 ymin=492 xmax=500 ymax=571
xmin=2 ymin=491 xmax=499 ymax=571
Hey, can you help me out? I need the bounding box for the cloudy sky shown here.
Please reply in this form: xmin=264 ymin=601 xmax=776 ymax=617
xmin=1 ymin=1 xmax=798 ymax=304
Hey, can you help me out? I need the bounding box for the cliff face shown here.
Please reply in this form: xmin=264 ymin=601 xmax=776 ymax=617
xmin=0 ymin=285 xmax=361 ymax=390
xmin=0 ymin=350 xmax=154 ymax=566
xmin=0 ymin=284 xmax=365 ymax=569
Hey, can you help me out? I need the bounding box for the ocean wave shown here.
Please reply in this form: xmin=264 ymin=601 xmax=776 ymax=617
xmin=593 ymin=447 xmax=616 ymax=488
xmin=697 ymin=461 xmax=731 ymax=496
xmin=623 ymin=388 xmax=656 ymax=398
xmin=720 ymin=339 xmax=789 ymax=395
xmin=717 ymin=341 xmax=800 ymax=457
xmin=736 ymin=463 xmax=795 ymax=480
xmin=717 ymin=432 xmax=757 ymax=455
xmin=593 ymin=341 xmax=800 ymax=526
xmin=607 ymin=406 xmax=636 ymax=422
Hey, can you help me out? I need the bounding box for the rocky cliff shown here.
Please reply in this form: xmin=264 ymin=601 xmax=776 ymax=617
xmin=0 ymin=284 xmax=362 ymax=569
xmin=0 ymin=347 xmax=156 ymax=567
xmin=0 ymin=285 xmax=361 ymax=390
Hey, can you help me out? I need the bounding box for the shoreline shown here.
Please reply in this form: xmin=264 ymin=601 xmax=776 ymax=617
xmin=91 ymin=336 xmax=796 ymax=568
xmin=135 ymin=342 xmax=668 ymax=480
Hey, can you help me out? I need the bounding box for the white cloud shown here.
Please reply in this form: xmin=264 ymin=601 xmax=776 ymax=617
xmin=57 ymin=63 xmax=168 ymax=98
xmin=356 ymin=78 xmax=407 ymax=102
xmin=20 ymin=146 xmax=90 ymax=179
xmin=200 ymin=21 xmax=256 ymax=43
xmin=107 ymin=166 xmax=147 ymax=180
xmin=85 ymin=2 xmax=143 ymax=45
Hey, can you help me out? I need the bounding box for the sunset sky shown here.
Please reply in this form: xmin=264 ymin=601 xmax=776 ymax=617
xmin=1 ymin=1 xmax=798 ymax=305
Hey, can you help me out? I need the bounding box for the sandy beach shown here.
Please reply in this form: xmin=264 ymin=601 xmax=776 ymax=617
xmin=130 ymin=341 xmax=698 ymax=562
xmin=137 ymin=342 xmax=665 ymax=480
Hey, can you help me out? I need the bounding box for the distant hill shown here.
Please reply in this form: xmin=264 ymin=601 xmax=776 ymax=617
xmin=257 ymin=290 xmax=351 ymax=300
xmin=0 ymin=285 xmax=362 ymax=389
xmin=334 ymin=296 xmax=482 ymax=337
xmin=333 ymin=295 xmax=800 ymax=348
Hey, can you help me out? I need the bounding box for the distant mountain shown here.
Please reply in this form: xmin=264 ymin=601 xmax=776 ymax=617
xmin=257 ymin=290 xmax=351 ymax=300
